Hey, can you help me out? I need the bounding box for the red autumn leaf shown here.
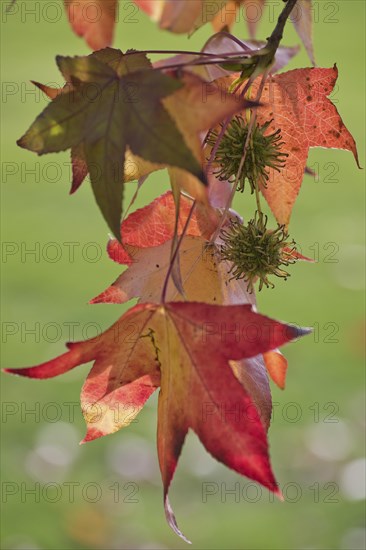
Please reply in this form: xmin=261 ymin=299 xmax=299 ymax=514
xmin=64 ymin=0 xmax=117 ymax=50
xmin=250 ymin=66 xmax=360 ymax=225
xmin=96 ymin=233 xmax=276 ymax=431
xmin=105 ymin=190 xmax=219 ymax=266
xmin=5 ymin=301 xmax=309 ymax=542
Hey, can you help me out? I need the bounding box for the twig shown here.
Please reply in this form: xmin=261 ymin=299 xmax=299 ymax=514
xmin=161 ymin=200 xmax=196 ymax=303
xmin=266 ymin=0 xmax=299 ymax=53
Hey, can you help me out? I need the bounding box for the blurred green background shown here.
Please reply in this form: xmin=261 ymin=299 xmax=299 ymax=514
xmin=1 ymin=1 xmax=365 ymax=549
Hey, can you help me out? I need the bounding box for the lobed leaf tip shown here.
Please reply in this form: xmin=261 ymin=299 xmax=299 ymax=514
xmin=3 ymin=368 xmax=25 ymax=376
xmin=79 ymin=430 xmax=99 ymax=445
xmin=297 ymin=326 xmax=313 ymax=338
xmin=164 ymin=496 xmax=192 ymax=545
xmin=16 ymin=136 xmax=26 ymax=149
xmin=3 ymin=367 xmax=44 ymax=379
xmin=275 ymin=487 xmax=285 ymax=502
xmin=55 ymin=54 xmax=64 ymax=68
xmin=286 ymin=325 xmax=313 ymax=341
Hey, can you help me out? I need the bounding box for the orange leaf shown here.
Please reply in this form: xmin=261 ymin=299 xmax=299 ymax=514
xmin=251 ymin=66 xmax=360 ymax=225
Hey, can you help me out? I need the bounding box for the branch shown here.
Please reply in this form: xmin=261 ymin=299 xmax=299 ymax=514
xmin=266 ymin=0 xmax=299 ymax=54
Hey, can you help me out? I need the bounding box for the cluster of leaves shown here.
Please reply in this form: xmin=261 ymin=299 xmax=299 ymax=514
xmin=8 ymin=0 xmax=359 ymax=543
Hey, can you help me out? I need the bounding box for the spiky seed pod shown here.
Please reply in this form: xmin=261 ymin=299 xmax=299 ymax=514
xmin=220 ymin=212 xmax=297 ymax=292
xmin=207 ymin=117 xmax=288 ymax=193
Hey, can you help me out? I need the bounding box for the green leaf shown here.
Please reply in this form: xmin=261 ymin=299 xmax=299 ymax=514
xmin=17 ymin=49 xmax=205 ymax=240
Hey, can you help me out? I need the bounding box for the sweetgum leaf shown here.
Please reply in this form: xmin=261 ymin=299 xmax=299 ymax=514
xmin=17 ymin=50 xmax=205 ymax=239
xmin=216 ymin=66 xmax=359 ymax=224
xmin=68 ymin=69 xmax=256 ymax=205
xmin=5 ymin=301 xmax=310 ymax=542
xmin=92 ymin=192 xmax=251 ymax=305
xmin=106 ymin=190 xmax=219 ymax=265
xmin=252 ymin=66 xmax=360 ymax=224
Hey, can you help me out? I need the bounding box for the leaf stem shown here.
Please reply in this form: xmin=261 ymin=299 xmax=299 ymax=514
xmin=208 ymin=69 xmax=268 ymax=244
xmin=125 ymin=49 xmax=221 ymax=57
xmin=152 ymin=52 xmax=258 ymax=73
xmin=254 ymin=177 xmax=262 ymax=214
xmin=161 ymin=199 xmax=196 ymax=303
xmin=208 ymin=0 xmax=298 ymax=242
xmin=202 ymin=31 xmax=252 ymax=53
